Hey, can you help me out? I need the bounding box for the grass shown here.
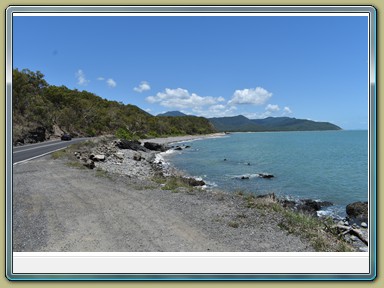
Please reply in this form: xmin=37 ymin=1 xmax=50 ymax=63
xmin=152 ymin=175 xmax=199 ymax=193
xmin=239 ymin=191 xmax=354 ymax=252
xmin=65 ymin=161 xmax=86 ymax=169
xmin=95 ymin=168 xmax=111 ymax=179
xmin=51 ymin=149 xmax=67 ymax=159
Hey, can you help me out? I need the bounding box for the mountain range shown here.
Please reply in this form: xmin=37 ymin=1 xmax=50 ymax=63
xmin=158 ymin=112 xmax=342 ymax=132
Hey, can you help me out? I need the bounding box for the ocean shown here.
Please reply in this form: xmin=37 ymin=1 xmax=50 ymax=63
xmin=162 ymin=130 xmax=369 ymax=219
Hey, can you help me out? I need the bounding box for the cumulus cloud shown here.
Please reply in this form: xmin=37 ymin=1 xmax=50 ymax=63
xmin=134 ymin=81 xmax=151 ymax=93
xmin=228 ymin=87 xmax=272 ymax=105
xmin=265 ymin=104 xmax=280 ymax=112
xmin=146 ymin=88 xmax=225 ymax=110
xmin=106 ymin=78 xmax=117 ymax=88
xmin=283 ymin=106 xmax=293 ymax=114
xmin=75 ymin=69 xmax=89 ymax=86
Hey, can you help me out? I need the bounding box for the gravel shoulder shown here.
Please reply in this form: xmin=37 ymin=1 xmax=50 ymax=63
xmin=13 ymin=135 xmax=316 ymax=252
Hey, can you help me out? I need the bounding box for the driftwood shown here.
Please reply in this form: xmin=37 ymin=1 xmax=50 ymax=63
xmin=333 ymin=224 xmax=368 ymax=246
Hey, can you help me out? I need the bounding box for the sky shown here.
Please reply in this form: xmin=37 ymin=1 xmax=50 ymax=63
xmin=13 ymin=14 xmax=369 ymax=129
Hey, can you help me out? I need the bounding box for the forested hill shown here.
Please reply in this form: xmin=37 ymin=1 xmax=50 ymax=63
xmin=12 ymin=69 xmax=216 ymax=145
xmin=209 ymin=115 xmax=341 ymax=132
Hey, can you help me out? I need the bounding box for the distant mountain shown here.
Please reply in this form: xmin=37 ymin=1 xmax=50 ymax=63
xmin=209 ymin=116 xmax=341 ymax=132
xmin=157 ymin=111 xmax=188 ymax=117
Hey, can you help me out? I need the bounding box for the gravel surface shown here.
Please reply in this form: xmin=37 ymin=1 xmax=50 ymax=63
xmin=12 ymin=135 xmax=315 ymax=252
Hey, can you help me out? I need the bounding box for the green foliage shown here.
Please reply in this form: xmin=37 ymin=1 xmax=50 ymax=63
xmin=12 ymin=68 xmax=216 ymax=144
xmin=210 ymin=115 xmax=341 ymax=132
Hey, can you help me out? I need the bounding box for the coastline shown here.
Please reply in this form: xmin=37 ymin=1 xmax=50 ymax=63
xmin=12 ymin=134 xmax=367 ymax=252
xmin=142 ymin=132 xmax=227 ymax=145
xmin=88 ymin=135 xmax=369 ymax=252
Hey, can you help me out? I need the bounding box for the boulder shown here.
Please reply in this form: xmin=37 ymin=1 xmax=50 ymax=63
xmin=93 ymin=154 xmax=106 ymax=162
xmin=346 ymin=201 xmax=368 ymax=224
xmin=296 ymin=199 xmax=333 ymax=216
xmin=258 ymin=173 xmax=274 ymax=179
xmin=83 ymin=160 xmax=95 ymax=169
xmin=184 ymin=178 xmax=206 ymax=187
xmin=133 ymin=152 xmax=142 ymax=161
xmin=144 ymin=142 xmax=169 ymax=152
xmin=116 ymin=140 xmax=147 ymax=152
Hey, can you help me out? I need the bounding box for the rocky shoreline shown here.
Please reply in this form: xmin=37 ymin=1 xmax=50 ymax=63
xmin=69 ymin=135 xmax=368 ymax=252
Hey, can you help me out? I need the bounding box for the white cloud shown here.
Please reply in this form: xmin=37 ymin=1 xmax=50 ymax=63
xmin=97 ymin=77 xmax=105 ymax=81
xmin=134 ymin=81 xmax=151 ymax=93
xmin=75 ymin=69 xmax=89 ymax=86
xmin=265 ymin=104 xmax=280 ymax=112
xmin=106 ymin=78 xmax=117 ymax=88
xmin=283 ymin=106 xmax=293 ymax=114
xmin=228 ymin=87 xmax=272 ymax=105
xmin=146 ymin=88 xmax=225 ymax=110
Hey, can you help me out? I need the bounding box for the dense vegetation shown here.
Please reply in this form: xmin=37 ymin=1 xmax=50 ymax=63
xmin=209 ymin=115 xmax=341 ymax=132
xmin=12 ymin=69 xmax=216 ymax=144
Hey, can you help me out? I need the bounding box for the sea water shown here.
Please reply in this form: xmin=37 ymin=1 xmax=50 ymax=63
xmin=163 ymin=130 xmax=369 ymax=219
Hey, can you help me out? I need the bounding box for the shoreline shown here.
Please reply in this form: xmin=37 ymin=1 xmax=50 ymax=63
xmin=29 ymin=134 xmax=367 ymax=252
xmin=142 ymin=132 xmax=227 ymax=145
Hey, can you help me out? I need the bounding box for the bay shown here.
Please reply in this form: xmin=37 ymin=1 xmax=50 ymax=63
xmin=163 ymin=130 xmax=368 ymax=218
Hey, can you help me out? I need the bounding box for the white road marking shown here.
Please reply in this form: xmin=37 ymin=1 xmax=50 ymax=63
xmin=13 ymin=141 xmax=68 ymax=153
xmin=13 ymin=147 xmax=67 ymax=166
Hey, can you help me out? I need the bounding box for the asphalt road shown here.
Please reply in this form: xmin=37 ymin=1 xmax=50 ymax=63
xmin=12 ymin=138 xmax=89 ymax=164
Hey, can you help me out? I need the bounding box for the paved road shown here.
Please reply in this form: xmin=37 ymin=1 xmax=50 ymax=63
xmin=12 ymin=138 xmax=89 ymax=164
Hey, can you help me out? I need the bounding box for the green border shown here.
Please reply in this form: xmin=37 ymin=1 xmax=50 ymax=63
xmin=1 ymin=0 xmax=381 ymax=286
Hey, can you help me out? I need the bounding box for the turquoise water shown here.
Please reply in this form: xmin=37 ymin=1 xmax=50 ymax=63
xmin=164 ymin=131 xmax=368 ymax=218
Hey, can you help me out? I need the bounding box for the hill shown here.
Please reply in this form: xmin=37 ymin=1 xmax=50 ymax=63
xmin=157 ymin=111 xmax=188 ymax=117
xmin=209 ymin=115 xmax=341 ymax=132
xmin=12 ymin=69 xmax=216 ymax=145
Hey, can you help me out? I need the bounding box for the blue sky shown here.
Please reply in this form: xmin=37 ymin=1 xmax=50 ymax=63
xmin=13 ymin=14 xmax=369 ymax=129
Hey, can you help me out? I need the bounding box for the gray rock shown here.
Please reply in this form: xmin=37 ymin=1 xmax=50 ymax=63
xmin=361 ymin=222 xmax=368 ymax=228
xmin=346 ymin=201 xmax=368 ymax=223
xmin=93 ymin=154 xmax=106 ymax=162
xmin=133 ymin=153 xmax=142 ymax=161
xmin=84 ymin=160 xmax=95 ymax=169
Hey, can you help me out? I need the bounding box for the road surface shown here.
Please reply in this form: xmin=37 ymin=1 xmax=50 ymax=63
xmin=12 ymin=138 xmax=89 ymax=164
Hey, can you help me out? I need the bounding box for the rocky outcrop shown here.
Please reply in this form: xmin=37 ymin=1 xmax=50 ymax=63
xmin=184 ymin=178 xmax=206 ymax=187
xmin=346 ymin=201 xmax=368 ymax=224
xmin=14 ymin=126 xmax=48 ymax=145
xmin=279 ymin=198 xmax=333 ymax=217
xmin=116 ymin=140 xmax=148 ymax=152
xmin=144 ymin=142 xmax=169 ymax=152
xmin=258 ymin=173 xmax=274 ymax=179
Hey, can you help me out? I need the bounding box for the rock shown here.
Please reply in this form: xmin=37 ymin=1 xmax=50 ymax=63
xmin=240 ymin=176 xmax=249 ymax=180
xmin=296 ymin=199 xmax=333 ymax=216
xmin=361 ymin=222 xmax=368 ymax=228
xmin=83 ymin=160 xmax=95 ymax=169
xmin=280 ymin=199 xmax=296 ymax=209
xmin=114 ymin=152 xmax=124 ymax=159
xmin=258 ymin=173 xmax=274 ymax=179
xmin=256 ymin=193 xmax=276 ymax=201
xmin=116 ymin=140 xmax=147 ymax=152
xmin=346 ymin=201 xmax=368 ymax=224
xmin=350 ymin=235 xmax=358 ymax=242
xmin=144 ymin=142 xmax=169 ymax=152
xmin=174 ymin=146 xmax=183 ymax=151
xmin=21 ymin=126 xmax=48 ymax=144
xmin=133 ymin=153 xmax=142 ymax=161
xmin=184 ymin=178 xmax=205 ymax=187
xmin=93 ymin=154 xmax=106 ymax=162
